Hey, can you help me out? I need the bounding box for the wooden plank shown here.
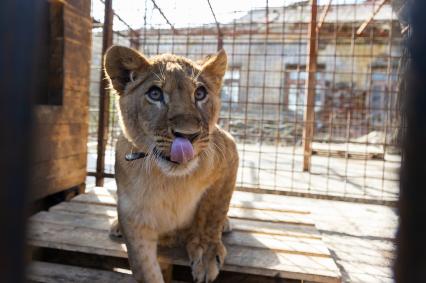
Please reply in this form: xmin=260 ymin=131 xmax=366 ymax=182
xmin=84 ymin=187 xmax=312 ymax=213
xmin=31 ymin=169 xmax=86 ymax=200
xmin=34 ymin=104 xmax=88 ymax=124
xmin=27 ymin=261 xmax=131 ymax=283
xmin=31 ymin=153 xmax=86 ymax=182
xmin=75 ymin=191 xmax=311 ymax=214
xmin=232 ymin=191 xmax=311 ymax=213
xmin=31 ymin=211 xmax=328 ymax=257
xmin=34 ymin=136 xmax=87 ymax=163
xmin=66 ymin=0 xmax=92 ymax=17
xmin=64 ymin=39 xmax=92 ymax=79
xmin=230 ymin=218 xmax=321 ymax=239
xmin=48 ymin=0 xmax=64 ymax=106
xmin=50 ymin=201 xmax=118 ymax=217
xmin=229 ymin=207 xmax=314 ymax=226
xmin=311 ymin=149 xmax=384 ymax=160
xmin=63 ymin=4 xmax=92 ymax=44
xmin=34 ymin=123 xmax=87 ymax=143
xmin=30 ymin=154 xmax=87 ymax=200
xmin=41 ymin=208 xmax=320 ymax=239
xmin=62 ymin=198 xmax=314 ymax=226
xmin=311 ymin=142 xmax=384 ymax=160
xmin=28 ymin=221 xmax=341 ymax=282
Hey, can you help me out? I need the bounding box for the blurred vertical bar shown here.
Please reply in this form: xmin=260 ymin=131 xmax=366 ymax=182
xmin=302 ymin=0 xmax=318 ymax=171
xmin=396 ymin=0 xmax=426 ymax=281
xmin=0 ymin=0 xmax=41 ymax=282
xmin=96 ymin=0 xmax=113 ymax=186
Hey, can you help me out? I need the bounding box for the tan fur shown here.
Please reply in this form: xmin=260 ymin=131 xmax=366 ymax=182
xmin=104 ymin=46 xmax=239 ymax=283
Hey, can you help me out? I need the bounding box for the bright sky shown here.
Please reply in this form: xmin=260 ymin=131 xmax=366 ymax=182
xmin=92 ymin=0 xmax=365 ymax=30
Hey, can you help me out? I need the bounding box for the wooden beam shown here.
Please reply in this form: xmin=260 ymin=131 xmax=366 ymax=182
xmin=302 ymin=0 xmax=318 ymax=172
xmin=95 ymin=0 xmax=113 ymax=187
xmin=316 ymin=0 xmax=331 ymax=32
xmin=356 ymin=0 xmax=388 ymax=36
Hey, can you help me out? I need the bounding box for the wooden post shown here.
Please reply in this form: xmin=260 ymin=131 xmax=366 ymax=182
xmin=302 ymin=0 xmax=318 ymax=172
xmin=95 ymin=0 xmax=113 ymax=186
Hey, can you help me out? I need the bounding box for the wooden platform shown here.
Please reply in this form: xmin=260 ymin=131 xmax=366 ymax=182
xmin=27 ymin=188 xmax=341 ymax=283
xmin=311 ymin=142 xmax=385 ymax=160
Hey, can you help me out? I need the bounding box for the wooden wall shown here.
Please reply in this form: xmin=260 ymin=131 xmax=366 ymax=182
xmin=31 ymin=0 xmax=92 ymax=200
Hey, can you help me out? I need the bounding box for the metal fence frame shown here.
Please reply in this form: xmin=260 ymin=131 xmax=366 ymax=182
xmin=88 ymin=0 xmax=403 ymax=206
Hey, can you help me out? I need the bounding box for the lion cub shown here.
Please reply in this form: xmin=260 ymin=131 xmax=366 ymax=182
xmin=104 ymin=46 xmax=239 ymax=283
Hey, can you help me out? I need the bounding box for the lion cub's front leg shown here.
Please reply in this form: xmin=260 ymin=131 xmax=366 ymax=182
xmin=186 ymin=169 xmax=237 ymax=283
xmin=119 ymin=213 xmax=164 ymax=283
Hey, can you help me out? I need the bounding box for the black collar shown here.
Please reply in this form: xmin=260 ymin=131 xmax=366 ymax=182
xmin=125 ymin=148 xmax=179 ymax=164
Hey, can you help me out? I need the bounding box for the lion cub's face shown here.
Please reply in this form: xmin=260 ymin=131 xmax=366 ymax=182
xmin=105 ymin=46 xmax=227 ymax=176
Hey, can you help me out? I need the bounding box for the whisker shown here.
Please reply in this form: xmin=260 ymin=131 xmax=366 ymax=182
xmin=211 ymin=141 xmax=226 ymax=162
xmin=152 ymin=71 xmax=163 ymax=83
xmin=155 ymin=139 xmax=173 ymax=144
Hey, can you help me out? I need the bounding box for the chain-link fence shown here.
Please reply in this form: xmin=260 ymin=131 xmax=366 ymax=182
xmin=88 ymin=0 xmax=403 ymax=204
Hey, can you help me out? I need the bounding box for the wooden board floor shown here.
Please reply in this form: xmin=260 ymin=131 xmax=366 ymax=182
xmin=28 ymin=188 xmax=341 ymax=283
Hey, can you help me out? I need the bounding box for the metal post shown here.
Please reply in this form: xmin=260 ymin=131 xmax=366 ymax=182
xmin=302 ymin=0 xmax=318 ymax=171
xmin=95 ymin=0 xmax=113 ymax=186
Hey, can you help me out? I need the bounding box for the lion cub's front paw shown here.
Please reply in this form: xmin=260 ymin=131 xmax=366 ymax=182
xmin=187 ymin=240 xmax=226 ymax=283
xmin=109 ymin=218 xmax=123 ymax=240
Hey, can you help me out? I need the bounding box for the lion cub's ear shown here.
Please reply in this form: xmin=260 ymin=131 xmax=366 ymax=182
xmin=201 ymin=49 xmax=228 ymax=90
xmin=104 ymin=45 xmax=151 ymax=94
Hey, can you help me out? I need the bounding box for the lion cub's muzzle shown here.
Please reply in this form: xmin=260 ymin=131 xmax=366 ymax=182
xmin=166 ymin=114 xmax=204 ymax=164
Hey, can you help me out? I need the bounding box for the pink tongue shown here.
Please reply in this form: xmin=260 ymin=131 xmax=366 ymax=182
xmin=170 ymin=137 xmax=194 ymax=164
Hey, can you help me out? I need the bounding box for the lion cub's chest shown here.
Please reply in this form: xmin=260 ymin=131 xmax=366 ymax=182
xmin=124 ymin=180 xmax=207 ymax=234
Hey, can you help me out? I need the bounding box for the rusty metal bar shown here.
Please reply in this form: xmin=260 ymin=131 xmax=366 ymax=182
xmin=207 ymin=0 xmax=223 ymax=50
xmin=95 ymin=0 xmax=113 ymax=187
xmin=150 ymin=0 xmax=177 ymax=34
xmin=302 ymin=0 xmax=318 ymax=171
xmin=99 ymin=0 xmax=138 ymax=35
xmin=356 ymin=0 xmax=388 ymax=36
xmin=317 ymin=0 xmax=331 ymax=32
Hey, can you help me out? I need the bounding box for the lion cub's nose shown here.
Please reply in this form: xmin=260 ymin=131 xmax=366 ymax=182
xmin=172 ymin=130 xmax=201 ymax=142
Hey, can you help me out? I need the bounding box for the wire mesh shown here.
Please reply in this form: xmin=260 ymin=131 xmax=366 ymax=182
xmin=88 ymin=0 xmax=403 ymax=204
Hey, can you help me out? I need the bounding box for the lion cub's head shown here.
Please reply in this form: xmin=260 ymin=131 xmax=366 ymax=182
xmin=104 ymin=46 xmax=227 ymax=176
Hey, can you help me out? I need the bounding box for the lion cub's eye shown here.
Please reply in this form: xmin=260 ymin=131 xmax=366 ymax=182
xmin=195 ymin=86 xmax=207 ymax=101
xmin=145 ymin=86 xmax=164 ymax=102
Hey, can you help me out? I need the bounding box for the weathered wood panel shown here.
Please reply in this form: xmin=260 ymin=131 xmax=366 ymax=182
xmin=28 ymin=261 xmax=131 ymax=283
xmin=52 ymin=199 xmax=315 ymax=227
xmin=85 ymin=186 xmax=312 ymax=214
xmin=31 ymin=0 xmax=91 ymax=200
xmin=31 ymin=155 xmax=87 ymax=200
xmin=28 ymin=188 xmax=342 ymax=282
xmin=28 ymin=221 xmax=340 ymax=282
xmin=31 ymin=210 xmax=328 ymax=257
